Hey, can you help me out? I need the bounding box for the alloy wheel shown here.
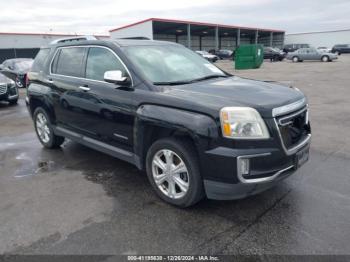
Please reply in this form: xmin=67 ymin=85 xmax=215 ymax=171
xmin=151 ymin=149 xmax=190 ymax=199
xmin=36 ymin=112 xmax=51 ymax=143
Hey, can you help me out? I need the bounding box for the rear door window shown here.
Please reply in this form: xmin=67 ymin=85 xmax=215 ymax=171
xmin=53 ymin=47 xmax=87 ymax=77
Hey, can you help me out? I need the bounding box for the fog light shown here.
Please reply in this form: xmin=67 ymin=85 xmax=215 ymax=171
xmin=239 ymin=158 xmax=250 ymax=175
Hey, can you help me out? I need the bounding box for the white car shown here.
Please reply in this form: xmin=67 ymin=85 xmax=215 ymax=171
xmin=317 ymin=47 xmax=332 ymax=53
xmin=195 ymin=51 xmax=218 ymax=62
xmin=287 ymin=47 xmax=338 ymax=62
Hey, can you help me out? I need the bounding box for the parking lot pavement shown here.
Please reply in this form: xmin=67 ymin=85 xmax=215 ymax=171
xmin=1 ymin=56 xmax=350 ymax=255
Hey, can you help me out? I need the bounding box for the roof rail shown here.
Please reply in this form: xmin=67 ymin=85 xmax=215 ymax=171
xmin=50 ymin=35 xmax=97 ymax=45
xmin=117 ymin=37 xmax=150 ymax=40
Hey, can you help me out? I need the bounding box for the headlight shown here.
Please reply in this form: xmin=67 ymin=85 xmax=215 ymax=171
xmin=8 ymin=80 xmax=15 ymax=87
xmin=220 ymin=107 xmax=270 ymax=139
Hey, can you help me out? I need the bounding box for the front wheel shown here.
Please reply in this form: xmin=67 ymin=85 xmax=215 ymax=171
xmin=292 ymin=56 xmax=299 ymax=62
xmin=146 ymin=138 xmax=204 ymax=207
xmin=34 ymin=107 xmax=65 ymax=149
xmin=15 ymin=77 xmax=24 ymax=88
xmin=321 ymin=56 xmax=329 ymax=62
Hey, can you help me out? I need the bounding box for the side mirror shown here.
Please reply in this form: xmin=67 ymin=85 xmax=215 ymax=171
xmin=104 ymin=70 xmax=131 ymax=87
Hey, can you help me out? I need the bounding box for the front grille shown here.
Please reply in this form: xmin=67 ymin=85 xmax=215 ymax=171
xmin=275 ymin=107 xmax=310 ymax=150
xmin=0 ymin=84 xmax=7 ymax=95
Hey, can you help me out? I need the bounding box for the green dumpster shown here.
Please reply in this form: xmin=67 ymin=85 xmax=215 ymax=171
xmin=234 ymin=44 xmax=264 ymax=70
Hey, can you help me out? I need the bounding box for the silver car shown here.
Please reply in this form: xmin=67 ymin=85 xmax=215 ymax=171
xmin=287 ymin=47 xmax=338 ymax=62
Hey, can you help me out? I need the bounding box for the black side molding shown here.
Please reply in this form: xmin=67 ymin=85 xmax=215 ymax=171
xmin=53 ymin=126 xmax=141 ymax=169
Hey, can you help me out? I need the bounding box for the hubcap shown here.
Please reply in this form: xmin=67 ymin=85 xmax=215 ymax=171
xmin=151 ymin=149 xmax=189 ymax=199
xmin=36 ymin=113 xmax=50 ymax=143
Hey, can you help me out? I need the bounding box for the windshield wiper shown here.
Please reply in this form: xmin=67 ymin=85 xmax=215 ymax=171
xmin=153 ymin=75 xmax=228 ymax=86
xmin=187 ymin=74 xmax=228 ymax=83
xmin=153 ymin=80 xmax=193 ymax=86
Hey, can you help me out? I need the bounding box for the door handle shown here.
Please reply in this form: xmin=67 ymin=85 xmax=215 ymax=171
xmin=47 ymin=78 xmax=54 ymax=84
xmin=79 ymin=86 xmax=90 ymax=91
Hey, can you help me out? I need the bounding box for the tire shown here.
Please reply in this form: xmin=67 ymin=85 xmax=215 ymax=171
xmin=292 ymin=56 xmax=299 ymax=62
xmin=321 ymin=56 xmax=329 ymax=62
xmin=33 ymin=107 xmax=65 ymax=149
xmin=146 ymin=138 xmax=204 ymax=208
xmin=15 ymin=77 xmax=24 ymax=88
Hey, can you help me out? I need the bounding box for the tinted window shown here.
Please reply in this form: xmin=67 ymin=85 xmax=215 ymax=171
xmin=86 ymin=47 xmax=126 ymax=81
xmin=32 ymin=48 xmax=50 ymax=72
xmin=54 ymin=47 xmax=86 ymax=77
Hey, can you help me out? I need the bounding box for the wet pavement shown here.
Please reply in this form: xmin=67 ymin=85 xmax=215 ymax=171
xmin=1 ymin=56 xmax=350 ymax=255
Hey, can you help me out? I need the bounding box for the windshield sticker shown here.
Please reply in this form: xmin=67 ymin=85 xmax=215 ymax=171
xmin=204 ymin=64 xmax=223 ymax=74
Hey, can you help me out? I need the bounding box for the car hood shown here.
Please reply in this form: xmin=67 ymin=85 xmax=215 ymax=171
xmin=0 ymin=69 xmax=24 ymax=82
xmin=160 ymin=76 xmax=305 ymax=118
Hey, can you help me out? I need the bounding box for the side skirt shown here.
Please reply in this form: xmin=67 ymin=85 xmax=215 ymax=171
xmin=53 ymin=126 xmax=141 ymax=169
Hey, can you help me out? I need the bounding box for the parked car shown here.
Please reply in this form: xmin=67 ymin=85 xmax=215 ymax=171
xmin=263 ymin=47 xmax=285 ymax=61
xmin=317 ymin=47 xmax=331 ymax=53
xmin=0 ymin=73 xmax=19 ymax=105
xmin=0 ymin=58 xmax=33 ymax=88
xmin=215 ymin=49 xmax=234 ymax=60
xmin=26 ymin=37 xmax=311 ymax=207
xmin=195 ymin=50 xmax=218 ymax=62
xmin=283 ymin=43 xmax=310 ymax=53
xmin=331 ymin=44 xmax=350 ymax=55
xmin=286 ymin=47 xmax=337 ymax=62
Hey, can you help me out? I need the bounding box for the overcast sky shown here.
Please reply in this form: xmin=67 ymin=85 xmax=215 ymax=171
xmin=0 ymin=0 xmax=349 ymax=35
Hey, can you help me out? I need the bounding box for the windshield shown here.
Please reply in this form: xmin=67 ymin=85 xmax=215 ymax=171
xmin=123 ymin=44 xmax=226 ymax=84
xmin=14 ymin=60 xmax=33 ymax=71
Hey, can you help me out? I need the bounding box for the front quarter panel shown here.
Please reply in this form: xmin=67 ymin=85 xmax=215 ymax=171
xmin=135 ymin=104 xmax=219 ymax=171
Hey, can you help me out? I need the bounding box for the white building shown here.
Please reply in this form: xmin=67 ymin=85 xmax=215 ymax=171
xmin=285 ymin=29 xmax=350 ymax=48
xmin=0 ymin=18 xmax=285 ymax=62
xmin=0 ymin=32 xmax=109 ymax=62
xmin=110 ymin=18 xmax=285 ymax=51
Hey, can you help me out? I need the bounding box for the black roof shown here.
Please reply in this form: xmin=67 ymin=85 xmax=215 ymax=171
xmin=113 ymin=39 xmax=177 ymax=47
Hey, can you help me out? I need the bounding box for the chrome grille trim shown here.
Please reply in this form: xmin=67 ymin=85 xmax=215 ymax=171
xmin=0 ymin=84 xmax=8 ymax=95
xmin=274 ymin=107 xmax=311 ymax=155
xmin=272 ymin=98 xmax=306 ymax=117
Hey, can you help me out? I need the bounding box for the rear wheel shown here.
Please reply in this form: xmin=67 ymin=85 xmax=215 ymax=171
xmin=146 ymin=138 xmax=204 ymax=207
xmin=34 ymin=107 xmax=65 ymax=148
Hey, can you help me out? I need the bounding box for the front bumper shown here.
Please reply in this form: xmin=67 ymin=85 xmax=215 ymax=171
xmin=202 ymin=140 xmax=310 ymax=200
xmin=0 ymin=91 xmax=18 ymax=101
xmin=201 ymin=99 xmax=311 ymax=200
xmin=204 ymin=167 xmax=294 ymax=200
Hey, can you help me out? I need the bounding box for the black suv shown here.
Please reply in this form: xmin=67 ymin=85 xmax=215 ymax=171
xmin=263 ymin=47 xmax=285 ymax=61
xmin=0 ymin=73 xmax=19 ymax=105
xmin=26 ymin=37 xmax=311 ymax=207
xmin=331 ymin=44 xmax=350 ymax=55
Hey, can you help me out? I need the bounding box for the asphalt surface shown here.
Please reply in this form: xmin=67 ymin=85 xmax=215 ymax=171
xmin=1 ymin=56 xmax=350 ymax=255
